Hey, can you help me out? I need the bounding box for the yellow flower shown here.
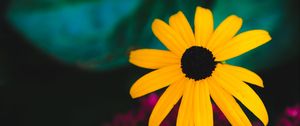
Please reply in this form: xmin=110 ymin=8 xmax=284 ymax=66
xmin=129 ymin=6 xmax=271 ymax=126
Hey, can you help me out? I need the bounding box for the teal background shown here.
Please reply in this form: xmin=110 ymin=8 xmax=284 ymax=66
xmin=0 ymin=0 xmax=299 ymax=126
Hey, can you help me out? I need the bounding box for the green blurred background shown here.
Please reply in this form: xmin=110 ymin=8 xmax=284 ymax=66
xmin=0 ymin=0 xmax=299 ymax=126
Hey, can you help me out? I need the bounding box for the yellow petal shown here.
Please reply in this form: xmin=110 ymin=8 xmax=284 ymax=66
xmin=215 ymin=30 xmax=271 ymax=61
xmin=194 ymin=80 xmax=213 ymax=126
xmin=149 ymin=78 xmax=185 ymax=126
xmin=152 ymin=19 xmax=188 ymax=56
xmin=194 ymin=6 xmax=214 ymax=47
xmin=177 ymin=79 xmax=195 ymax=126
xmin=169 ymin=11 xmax=195 ymax=46
xmin=129 ymin=49 xmax=180 ymax=69
xmin=206 ymin=15 xmax=242 ymax=51
xmin=220 ymin=64 xmax=263 ymax=87
xmin=130 ymin=65 xmax=184 ymax=98
xmin=208 ymin=79 xmax=252 ymax=126
xmin=213 ymin=65 xmax=269 ymax=125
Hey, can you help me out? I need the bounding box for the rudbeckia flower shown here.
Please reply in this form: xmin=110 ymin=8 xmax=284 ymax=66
xmin=129 ymin=6 xmax=271 ymax=126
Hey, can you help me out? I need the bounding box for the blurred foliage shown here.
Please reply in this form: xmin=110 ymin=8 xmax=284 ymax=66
xmin=6 ymin=0 xmax=299 ymax=71
xmin=7 ymin=0 xmax=142 ymax=70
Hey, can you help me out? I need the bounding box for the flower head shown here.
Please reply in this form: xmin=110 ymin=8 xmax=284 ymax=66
xmin=129 ymin=6 xmax=271 ymax=126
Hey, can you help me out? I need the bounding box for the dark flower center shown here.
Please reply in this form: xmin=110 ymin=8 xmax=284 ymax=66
xmin=181 ymin=46 xmax=218 ymax=81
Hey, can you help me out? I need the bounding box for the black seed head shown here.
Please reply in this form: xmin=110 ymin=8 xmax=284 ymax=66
xmin=181 ymin=46 xmax=218 ymax=81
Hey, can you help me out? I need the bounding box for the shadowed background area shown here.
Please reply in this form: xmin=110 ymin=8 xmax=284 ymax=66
xmin=0 ymin=0 xmax=299 ymax=126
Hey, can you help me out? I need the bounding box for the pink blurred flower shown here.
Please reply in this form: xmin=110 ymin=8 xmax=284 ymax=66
xmin=104 ymin=93 xmax=300 ymax=126
xmin=276 ymin=104 xmax=300 ymax=126
xmin=103 ymin=93 xmax=232 ymax=126
xmin=102 ymin=93 xmax=159 ymax=126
